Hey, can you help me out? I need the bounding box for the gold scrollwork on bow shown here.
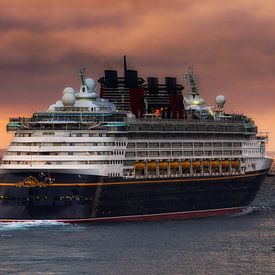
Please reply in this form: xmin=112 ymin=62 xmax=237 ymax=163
xmin=16 ymin=176 xmax=48 ymax=188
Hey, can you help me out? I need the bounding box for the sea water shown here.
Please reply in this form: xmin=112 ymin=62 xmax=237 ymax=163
xmin=0 ymin=177 xmax=274 ymax=275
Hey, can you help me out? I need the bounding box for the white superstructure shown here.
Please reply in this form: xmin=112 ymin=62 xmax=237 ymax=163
xmin=1 ymin=68 xmax=272 ymax=180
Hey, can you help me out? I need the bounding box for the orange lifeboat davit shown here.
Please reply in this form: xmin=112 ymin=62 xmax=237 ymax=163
xmin=192 ymin=161 xmax=201 ymax=168
xmin=135 ymin=162 xmax=145 ymax=170
xmin=170 ymin=161 xmax=180 ymax=169
xmin=182 ymin=161 xmax=191 ymax=169
xmin=231 ymin=160 xmax=240 ymax=168
xmin=147 ymin=162 xmax=157 ymax=170
xmin=222 ymin=160 xmax=230 ymax=168
xmin=211 ymin=160 xmax=220 ymax=168
xmin=159 ymin=162 xmax=168 ymax=169
xmin=202 ymin=160 xmax=209 ymax=167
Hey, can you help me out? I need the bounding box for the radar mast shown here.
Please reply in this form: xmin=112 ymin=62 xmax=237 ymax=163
xmin=185 ymin=66 xmax=200 ymax=98
xmin=79 ymin=67 xmax=86 ymax=86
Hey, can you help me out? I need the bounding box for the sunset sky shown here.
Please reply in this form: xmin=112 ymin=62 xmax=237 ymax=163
xmin=0 ymin=0 xmax=275 ymax=150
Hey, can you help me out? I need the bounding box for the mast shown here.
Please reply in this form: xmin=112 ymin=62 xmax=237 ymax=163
xmin=79 ymin=67 xmax=86 ymax=86
xmin=185 ymin=67 xmax=199 ymax=98
xmin=123 ymin=55 xmax=128 ymax=76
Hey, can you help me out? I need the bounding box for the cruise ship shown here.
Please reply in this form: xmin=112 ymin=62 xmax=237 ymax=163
xmin=0 ymin=58 xmax=272 ymax=222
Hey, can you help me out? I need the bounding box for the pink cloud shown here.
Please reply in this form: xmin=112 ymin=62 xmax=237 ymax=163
xmin=0 ymin=0 xmax=275 ymax=149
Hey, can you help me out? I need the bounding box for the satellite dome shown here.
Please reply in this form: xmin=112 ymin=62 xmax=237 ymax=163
xmin=63 ymin=87 xmax=75 ymax=95
xmin=216 ymin=95 xmax=226 ymax=108
xmin=62 ymin=92 xmax=76 ymax=107
xmin=85 ymin=78 xmax=96 ymax=91
xmin=48 ymin=104 xmax=55 ymax=112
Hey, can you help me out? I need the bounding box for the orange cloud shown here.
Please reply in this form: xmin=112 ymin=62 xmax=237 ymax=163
xmin=0 ymin=0 xmax=275 ymax=150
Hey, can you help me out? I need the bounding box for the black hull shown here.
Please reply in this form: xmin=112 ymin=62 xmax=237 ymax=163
xmin=0 ymin=170 xmax=267 ymax=221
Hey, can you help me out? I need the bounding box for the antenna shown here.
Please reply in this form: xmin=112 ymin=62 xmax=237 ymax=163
xmin=79 ymin=67 xmax=86 ymax=86
xmin=123 ymin=55 xmax=128 ymax=76
xmin=185 ymin=66 xmax=199 ymax=97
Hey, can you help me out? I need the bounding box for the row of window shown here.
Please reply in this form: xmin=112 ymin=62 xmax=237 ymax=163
xmin=15 ymin=133 xmax=118 ymax=138
xmin=10 ymin=142 xmax=124 ymax=147
xmin=243 ymin=141 xmax=260 ymax=147
xmin=243 ymin=149 xmax=262 ymax=154
xmin=6 ymin=151 xmax=124 ymax=156
xmin=246 ymin=158 xmax=263 ymax=163
xmin=108 ymin=173 xmax=121 ymax=177
xmin=2 ymin=160 xmax=113 ymax=165
xmin=125 ymin=150 xmax=243 ymax=158
xmin=127 ymin=141 xmax=243 ymax=149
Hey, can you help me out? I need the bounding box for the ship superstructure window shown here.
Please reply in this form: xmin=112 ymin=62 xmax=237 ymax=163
xmin=124 ymin=160 xmax=135 ymax=166
xmin=137 ymin=142 xmax=147 ymax=148
xmin=216 ymin=125 xmax=225 ymax=132
xmin=149 ymin=142 xmax=159 ymax=148
xmin=213 ymin=150 xmax=222 ymax=156
xmin=183 ymin=142 xmax=193 ymax=148
xmin=149 ymin=151 xmax=159 ymax=157
xmin=204 ymin=142 xmax=212 ymax=147
xmin=125 ymin=152 xmax=135 ymax=157
xmin=137 ymin=151 xmax=148 ymax=157
xmin=172 ymin=142 xmax=181 ymax=148
xmin=194 ymin=142 xmax=203 ymax=148
xmin=183 ymin=151 xmax=193 ymax=156
xmin=172 ymin=151 xmax=182 ymax=157
xmin=186 ymin=125 xmax=197 ymax=131
xmin=161 ymin=151 xmax=171 ymax=157
xmin=233 ymin=142 xmax=241 ymax=147
xmin=194 ymin=151 xmax=203 ymax=156
xmin=213 ymin=142 xmax=222 ymax=148
xmin=161 ymin=142 xmax=171 ymax=148
xmin=127 ymin=142 xmax=135 ymax=148
xmin=223 ymin=142 xmax=232 ymax=147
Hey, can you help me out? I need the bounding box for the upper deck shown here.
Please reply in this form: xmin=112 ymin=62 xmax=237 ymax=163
xmin=5 ymin=62 xmax=260 ymax=139
xmin=7 ymin=111 xmax=258 ymax=138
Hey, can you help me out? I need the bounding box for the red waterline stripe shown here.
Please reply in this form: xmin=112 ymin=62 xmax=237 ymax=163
xmin=0 ymin=207 xmax=246 ymax=223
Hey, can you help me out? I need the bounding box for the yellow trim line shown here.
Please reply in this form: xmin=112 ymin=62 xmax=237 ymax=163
xmin=0 ymin=172 xmax=265 ymax=187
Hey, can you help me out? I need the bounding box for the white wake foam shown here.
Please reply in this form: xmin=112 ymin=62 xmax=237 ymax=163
xmin=0 ymin=220 xmax=66 ymax=231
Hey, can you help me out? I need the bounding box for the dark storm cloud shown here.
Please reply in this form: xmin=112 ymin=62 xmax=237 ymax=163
xmin=0 ymin=0 xmax=191 ymax=32
xmin=0 ymin=13 xmax=130 ymax=32
xmin=0 ymin=50 xmax=124 ymax=110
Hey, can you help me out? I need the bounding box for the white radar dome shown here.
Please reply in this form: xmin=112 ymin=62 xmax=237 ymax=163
xmin=62 ymin=92 xmax=76 ymax=107
xmin=85 ymin=78 xmax=96 ymax=91
xmin=63 ymin=87 xmax=75 ymax=95
xmin=216 ymin=95 xmax=226 ymax=108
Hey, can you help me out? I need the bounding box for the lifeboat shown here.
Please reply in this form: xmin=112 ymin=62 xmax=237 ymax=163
xmin=192 ymin=161 xmax=201 ymax=168
xmin=147 ymin=162 xmax=157 ymax=170
xmin=170 ymin=161 xmax=180 ymax=169
xmin=211 ymin=160 xmax=220 ymax=168
xmin=135 ymin=162 xmax=145 ymax=170
xmin=202 ymin=160 xmax=209 ymax=167
xmin=231 ymin=160 xmax=240 ymax=168
xmin=182 ymin=161 xmax=191 ymax=169
xmin=222 ymin=160 xmax=230 ymax=168
xmin=159 ymin=162 xmax=168 ymax=169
